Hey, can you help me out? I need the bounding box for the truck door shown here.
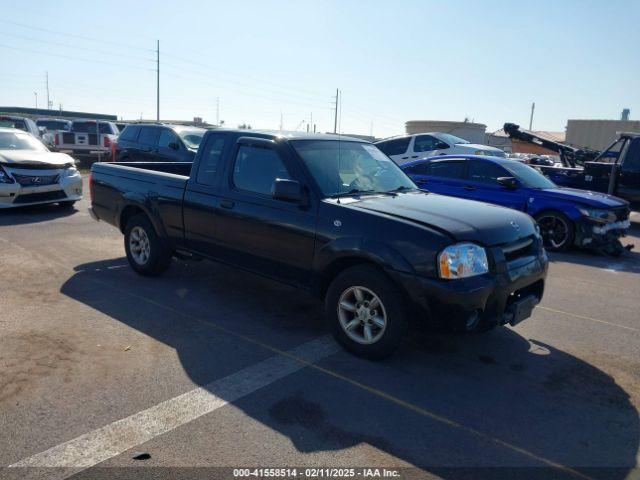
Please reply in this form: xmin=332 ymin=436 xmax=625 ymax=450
xmin=183 ymin=132 xmax=229 ymax=255
xmin=618 ymin=137 xmax=640 ymax=203
xmin=213 ymin=137 xmax=316 ymax=288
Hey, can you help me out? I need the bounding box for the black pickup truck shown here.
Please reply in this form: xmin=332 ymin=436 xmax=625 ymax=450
xmin=89 ymin=130 xmax=548 ymax=358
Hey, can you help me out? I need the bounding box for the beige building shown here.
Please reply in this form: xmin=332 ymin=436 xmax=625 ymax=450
xmin=566 ymin=119 xmax=640 ymax=151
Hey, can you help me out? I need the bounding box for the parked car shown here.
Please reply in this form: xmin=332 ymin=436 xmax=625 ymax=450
xmin=54 ymin=119 xmax=119 ymax=162
xmin=375 ymin=132 xmax=506 ymax=165
xmin=401 ymin=155 xmax=631 ymax=255
xmin=90 ymin=130 xmax=547 ymax=358
xmin=0 ymin=114 xmax=56 ymax=148
xmin=36 ymin=118 xmax=72 ymax=132
xmin=115 ymin=123 xmax=206 ymax=162
xmin=0 ymin=127 xmax=82 ymax=208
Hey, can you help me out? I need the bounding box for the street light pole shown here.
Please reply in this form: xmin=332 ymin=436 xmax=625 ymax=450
xmin=34 ymin=92 xmax=38 ymax=109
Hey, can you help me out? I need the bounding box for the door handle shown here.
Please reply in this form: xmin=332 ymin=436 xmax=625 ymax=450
xmin=220 ymin=199 xmax=235 ymax=209
xmin=148 ymin=191 xmax=159 ymax=199
xmin=411 ymin=155 xmax=418 ymax=158
xmin=463 ymin=185 xmax=476 ymax=191
xmin=401 ymin=156 xmax=409 ymax=159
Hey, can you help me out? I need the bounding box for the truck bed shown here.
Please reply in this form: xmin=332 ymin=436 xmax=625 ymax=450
xmin=91 ymin=162 xmax=193 ymax=232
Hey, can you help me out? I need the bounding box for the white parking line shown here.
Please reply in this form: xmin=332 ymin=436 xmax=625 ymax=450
xmin=9 ymin=336 xmax=339 ymax=475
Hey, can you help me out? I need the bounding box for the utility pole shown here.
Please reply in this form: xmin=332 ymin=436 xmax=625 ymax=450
xmin=156 ymin=40 xmax=160 ymax=122
xmin=333 ymin=88 xmax=339 ymax=134
xmin=280 ymin=111 xmax=283 ymax=131
xmin=216 ymin=97 xmax=220 ymax=126
xmin=34 ymin=92 xmax=38 ymax=109
xmin=45 ymin=71 xmax=50 ymax=110
xmin=529 ymin=102 xmax=535 ymax=130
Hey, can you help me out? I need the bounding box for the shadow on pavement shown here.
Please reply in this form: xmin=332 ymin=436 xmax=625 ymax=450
xmin=61 ymin=258 xmax=639 ymax=479
xmin=0 ymin=203 xmax=77 ymax=226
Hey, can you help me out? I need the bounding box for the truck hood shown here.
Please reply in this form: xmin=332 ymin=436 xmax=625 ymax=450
xmin=538 ymin=187 xmax=628 ymax=208
xmin=349 ymin=192 xmax=536 ymax=246
xmin=0 ymin=150 xmax=75 ymax=168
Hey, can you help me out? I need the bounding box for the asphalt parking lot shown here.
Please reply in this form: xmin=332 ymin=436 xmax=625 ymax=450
xmin=1 ymin=176 xmax=639 ymax=480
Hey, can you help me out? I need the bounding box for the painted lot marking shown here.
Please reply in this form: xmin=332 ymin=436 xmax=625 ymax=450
xmin=9 ymin=336 xmax=339 ymax=471
xmin=0 ymin=236 xmax=603 ymax=479
xmin=538 ymin=305 xmax=639 ymax=332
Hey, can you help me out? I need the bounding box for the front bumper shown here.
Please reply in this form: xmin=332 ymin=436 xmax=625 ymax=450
xmin=0 ymin=170 xmax=83 ymax=208
xmin=392 ymin=247 xmax=548 ymax=331
xmin=575 ymin=215 xmax=632 ymax=254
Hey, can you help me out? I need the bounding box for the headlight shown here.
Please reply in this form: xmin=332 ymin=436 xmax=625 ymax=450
xmin=578 ymin=208 xmax=615 ymax=223
xmin=438 ymin=243 xmax=489 ymax=279
xmin=61 ymin=165 xmax=78 ymax=177
xmin=0 ymin=165 xmax=14 ymax=184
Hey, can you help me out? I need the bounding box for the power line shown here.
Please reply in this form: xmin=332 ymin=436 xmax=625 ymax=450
xmin=0 ymin=19 xmax=152 ymax=52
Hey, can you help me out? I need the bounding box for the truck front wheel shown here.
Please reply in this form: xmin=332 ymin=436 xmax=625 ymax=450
xmin=325 ymin=265 xmax=408 ymax=359
xmin=124 ymin=214 xmax=172 ymax=276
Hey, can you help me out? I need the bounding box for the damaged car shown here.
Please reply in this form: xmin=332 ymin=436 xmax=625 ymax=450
xmin=402 ymin=155 xmax=632 ymax=255
xmin=0 ymin=127 xmax=82 ymax=209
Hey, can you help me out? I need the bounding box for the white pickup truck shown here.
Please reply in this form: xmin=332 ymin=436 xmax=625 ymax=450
xmin=54 ymin=119 xmax=119 ymax=162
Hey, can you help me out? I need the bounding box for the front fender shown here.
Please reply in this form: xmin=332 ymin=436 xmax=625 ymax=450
xmin=314 ymin=236 xmax=415 ymax=276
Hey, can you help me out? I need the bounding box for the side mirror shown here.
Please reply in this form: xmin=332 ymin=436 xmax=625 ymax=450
xmin=168 ymin=142 xmax=180 ymax=150
xmin=38 ymin=126 xmax=47 ymax=135
xmin=272 ymin=178 xmax=303 ymax=203
xmin=497 ymin=176 xmax=518 ymax=189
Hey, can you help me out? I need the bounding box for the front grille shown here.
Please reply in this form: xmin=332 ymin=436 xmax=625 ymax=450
xmin=502 ymin=236 xmax=537 ymax=262
xmin=88 ymin=134 xmax=98 ymax=146
xmin=14 ymin=190 xmax=66 ymax=204
xmin=11 ymin=173 xmax=59 ymax=186
xmin=62 ymin=133 xmax=75 ymax=144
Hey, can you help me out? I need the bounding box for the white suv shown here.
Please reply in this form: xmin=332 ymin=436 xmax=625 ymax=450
xmin=375 ymin=132 xmax=506 ymax=165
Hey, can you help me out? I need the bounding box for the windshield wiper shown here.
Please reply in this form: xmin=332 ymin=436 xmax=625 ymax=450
xmin=329 ymin=188 xmax=377 ymax=198
xmin=386 ymin=185 xmax=418 ymax=193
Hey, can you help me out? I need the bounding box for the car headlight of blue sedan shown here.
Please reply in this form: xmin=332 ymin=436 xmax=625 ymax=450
xmin=578 ymin=208 xmax=615 ymax=223
xmin=438 ymin=243 xmax=489 ymax=279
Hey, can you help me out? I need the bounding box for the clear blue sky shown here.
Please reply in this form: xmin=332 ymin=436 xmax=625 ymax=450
xmin=1 ymin=0 xmax=638 ymax=138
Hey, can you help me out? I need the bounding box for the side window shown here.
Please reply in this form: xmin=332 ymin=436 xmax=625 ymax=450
xmin=404 ymin=163 xmax=430 ymax=175
xmin=377 ymin=137 xmax=410 ymax=156
xmin=467 ymin=160 xmax=508 ymax=184
xmin=413 ymin=135 xmax=437 ymax=153
xmin=158 ymin=129 xmax=179 ymax=149
xmin=428 ymin=161 xmax=465 ymax=178
xmin=138 ymin=127 xmax=160 ymax=146
xmin=196 ymin=134 xmax=227 ymax=186
xmin=232 ymin=145 xmax=292 ymax=196
xmin=622 ymin=138 xmax=640 ymax=171
xmin=119 ymin=126 xmax=140 ymax=142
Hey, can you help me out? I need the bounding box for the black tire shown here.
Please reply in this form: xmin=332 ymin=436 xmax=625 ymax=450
xmin=124 ymin=213 xmax=172 ymax=276
xmin=535 ymin=211 xmax=575 ymax=252
xmin=325 ymin=265 xmax=408 ymax=359
xmin=58 ymin=200 xmax=76 ymax=209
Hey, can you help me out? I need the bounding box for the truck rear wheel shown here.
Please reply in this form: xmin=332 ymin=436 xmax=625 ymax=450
xmin=124 ymin=214 xmax=172 ymax=276
xmin=325 ymin=265 xmax=408 ymax=359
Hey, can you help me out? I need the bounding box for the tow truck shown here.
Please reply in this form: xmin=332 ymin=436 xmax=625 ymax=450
xmin=504 ymin=123 xmax=640 ymax=208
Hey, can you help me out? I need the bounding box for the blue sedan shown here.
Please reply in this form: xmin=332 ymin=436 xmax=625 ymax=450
xmin=401 ymin=155 xmax=631 ymax=254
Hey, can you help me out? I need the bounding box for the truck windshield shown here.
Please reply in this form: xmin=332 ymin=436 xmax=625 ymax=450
xmin=177 ymin=129 xmax=205 ymax=149
xmin=0 ymin=132 xmax=48 ymax=151
xmin=503 ymin=161 xmax=557 ymax=189
xmin=434 ymin=133 xmax=470 ymax=145
xmin=292 ymin=140 xmax=416 ymax=197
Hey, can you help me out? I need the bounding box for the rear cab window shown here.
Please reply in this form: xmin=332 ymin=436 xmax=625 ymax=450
xmin=196 ymin=133 xmax=228 ymax=186
xmin=71 ymin=121 xmax=116 ymax=134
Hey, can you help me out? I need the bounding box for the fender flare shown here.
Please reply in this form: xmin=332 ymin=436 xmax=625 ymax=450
xmin=117 ymin=193 xmax=168 ymax=240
